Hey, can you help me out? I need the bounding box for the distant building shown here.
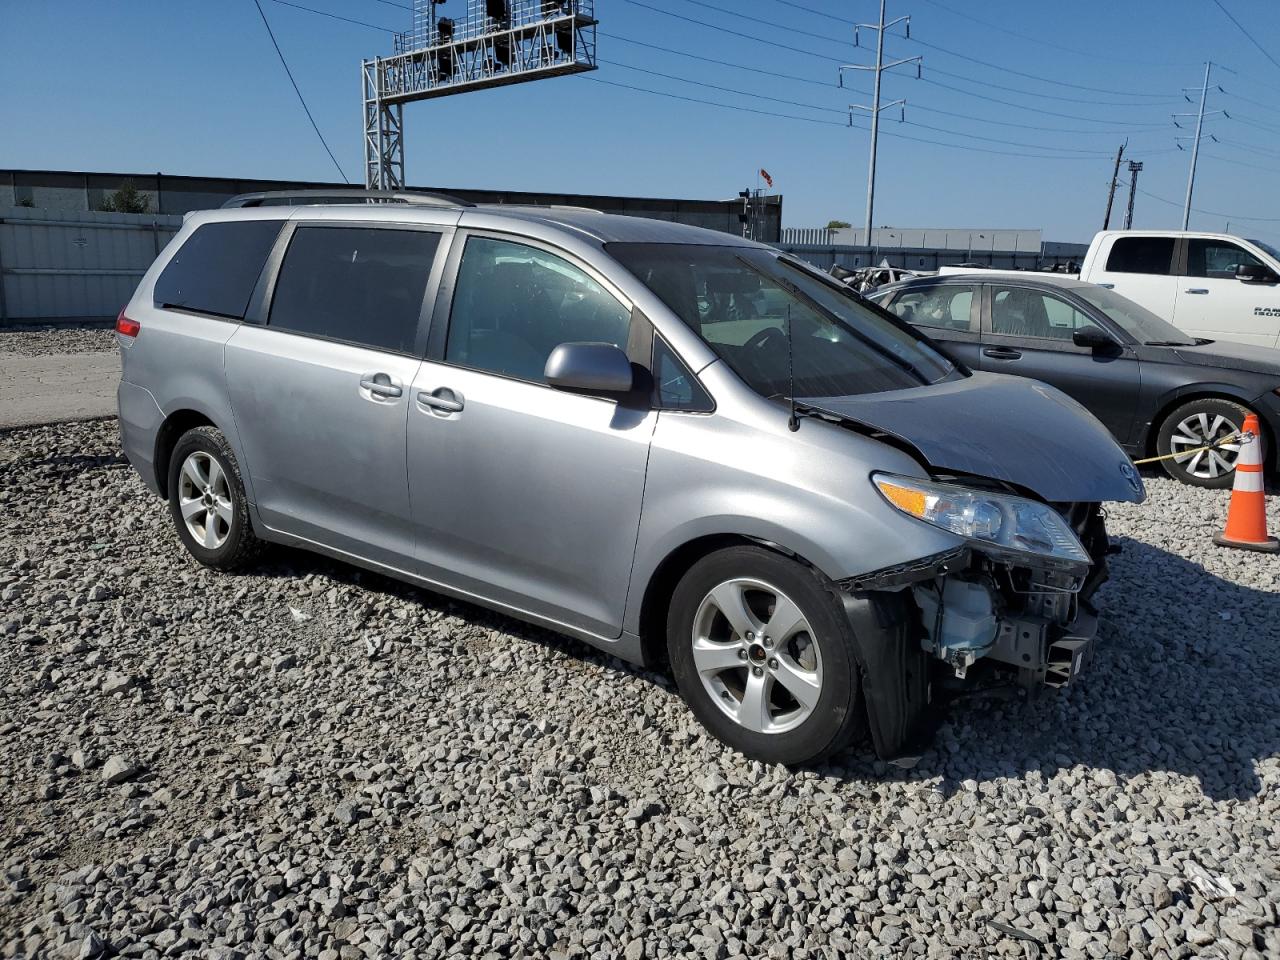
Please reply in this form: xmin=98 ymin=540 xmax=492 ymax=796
xmin=0 ymin=168 xmax=783 ymax=243
xmin=780 ymin=225 xmax=1087 ymax=272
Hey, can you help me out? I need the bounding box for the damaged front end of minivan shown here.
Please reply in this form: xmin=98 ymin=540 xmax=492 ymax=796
xmin=801 ymin=376 xmax=1145 ymax=761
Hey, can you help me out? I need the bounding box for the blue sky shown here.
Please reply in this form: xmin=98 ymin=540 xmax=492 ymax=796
xmin=3 ymin=0 xmax=1280 ymax=242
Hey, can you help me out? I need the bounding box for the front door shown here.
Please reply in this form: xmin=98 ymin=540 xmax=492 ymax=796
xmin=979 ymin=283 xmax=1143 ymax=445
xmin=407 ymin=234 xmax=656 ymax=638
xmin=1173 ymin=237 xmax=1280 ymax=346
xmin=224 ymin=223 xmax=443 ymax=566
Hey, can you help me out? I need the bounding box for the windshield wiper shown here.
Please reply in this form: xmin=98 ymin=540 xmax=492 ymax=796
xmin=1145 ymin=339 xmax=1195 ymax=346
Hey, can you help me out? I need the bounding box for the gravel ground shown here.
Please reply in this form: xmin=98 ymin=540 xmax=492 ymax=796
xmin=2 ymin=418 xmax=1279 ymax=960
xmin=0 ymin=325 xmax=117 ymax=358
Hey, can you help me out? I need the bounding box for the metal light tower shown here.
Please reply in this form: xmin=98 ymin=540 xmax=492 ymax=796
xmin=363 ymin=1 xmax=599 ymax=189
xmin=839 ymin=1 xmax=919 ymax=247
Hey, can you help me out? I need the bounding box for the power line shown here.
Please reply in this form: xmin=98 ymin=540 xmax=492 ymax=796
xmin=271 ymin=0 xmax=395 ymax=32
xmin=919 ymin=75 xmax=1168 ymax=126
xmin=251 ymin=0 xmax=350 ymax=183
xmin=680 ymin=0 xmax=847 ymax=46
xmin=1211 ymin=0 xmax=1280 ymax=73
xmin=618 ymin=0 xmax=846 ymax=63
xmin=918 ymin=62 xmax=1179 ymax=107
xmin=1202 ymin=150 xmax=1280 ymax=175
xmin=580 ymin=75 xmax=1121 ymax=160
xmin=600 ymin=32 xmax=835 ymax=89
xmin=600 ymin=60 xmax=845 ymax=114
xmin=365 ymin=0 xmax=412 ymax=10
xmin=1136 ymin=184 xmax=1280 ymax=223
xmin=915 ymin=0 xmax=1188 ymax=68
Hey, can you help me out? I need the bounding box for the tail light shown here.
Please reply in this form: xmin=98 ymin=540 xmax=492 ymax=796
xmin=115 ymin=307 xmax=140 ymax=338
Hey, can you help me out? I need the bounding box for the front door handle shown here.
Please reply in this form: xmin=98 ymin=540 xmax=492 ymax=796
xmin=983 ymin=347 xmax=1022 ymax=360
xmin=1185 ymin=288 xmax=1209 ymax=295
xmin=359 ymin=373 xmax=403 ymax=399
xmin=416 ymin=388 xmax=464 ymax=414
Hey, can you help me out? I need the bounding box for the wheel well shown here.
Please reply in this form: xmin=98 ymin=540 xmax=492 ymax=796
xmin=1143 ymin=391 xmax=1268 ymax=459
xmin=636 ymin=534 xmax=808 ymax=670
xmin=153 ymin=410 xmax=215 ymax=498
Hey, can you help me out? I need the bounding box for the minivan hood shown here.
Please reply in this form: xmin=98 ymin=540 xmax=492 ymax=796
xmin=802 ymin=372 xmax=1145 ymax=504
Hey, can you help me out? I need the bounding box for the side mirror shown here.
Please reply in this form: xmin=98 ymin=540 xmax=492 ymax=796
xmin=544 ymin=342 xmax=634 ymax=395
xmin=1236 ymin=263 xmax=1278 ymax=283
xmin=1072 ymin=324 xmax=1117 ymax=349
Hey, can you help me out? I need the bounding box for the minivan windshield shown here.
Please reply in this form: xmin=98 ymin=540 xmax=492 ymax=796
xmin=608 ymin=243 xmax=955 ymax=399
xmin=1072 ymin=284 xmax=1197 ymax=346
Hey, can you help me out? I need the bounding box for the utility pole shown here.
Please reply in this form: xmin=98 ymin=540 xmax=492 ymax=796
xmin=1102 ymin=141 xmax=1126 ymax=230
xmin=1123 ymin=160 xmax=1143 ymax=230
xmin=840 ymin=1 xmax=920 ymax=250
xmin=1174 ymin=62 xmax=1228 ymax=230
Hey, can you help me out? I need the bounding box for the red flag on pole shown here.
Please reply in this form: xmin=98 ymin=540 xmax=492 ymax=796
xmin=759 ymin=169 xmax=774 ymax=188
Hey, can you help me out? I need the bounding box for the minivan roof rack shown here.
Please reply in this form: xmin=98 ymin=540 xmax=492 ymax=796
xmin=221 ymin=189 xmax=474 ymax=209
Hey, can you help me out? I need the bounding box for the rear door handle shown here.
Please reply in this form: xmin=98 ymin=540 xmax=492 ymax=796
xmin=1185 ymin=288 xmax=1209 ymax=294
xmin=359 ymin=373 xmax=403 ymax=399
xmin=416 ymin=388 xmax=464 ymax=414
xmin=983 ymin=347 xmax=1022 ymax=360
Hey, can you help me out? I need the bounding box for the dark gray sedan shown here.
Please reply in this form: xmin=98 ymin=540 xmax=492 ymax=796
xmin=871 ymin=274 xmax=1280 ymax=487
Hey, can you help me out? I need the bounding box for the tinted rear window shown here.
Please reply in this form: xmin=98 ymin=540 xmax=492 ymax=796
xmin=153 ymin=220 xmax=283 ymax=319
xmin=268 ymin=226 xmax=440 ymax=354
xmin=1104 ymin=236 xmax=1174 ymax=275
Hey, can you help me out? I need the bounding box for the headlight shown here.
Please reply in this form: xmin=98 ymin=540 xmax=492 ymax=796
xmin=872 ymin=473 xmax=1091 ymax=566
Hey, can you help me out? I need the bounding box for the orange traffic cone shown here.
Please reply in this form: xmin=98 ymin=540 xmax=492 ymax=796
xmin=1214 ymin=413 xmax=1278 ymax=553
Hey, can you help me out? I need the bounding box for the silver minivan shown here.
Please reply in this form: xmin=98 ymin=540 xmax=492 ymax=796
xmin=116 ymin=192 xmax=1144 ymax=765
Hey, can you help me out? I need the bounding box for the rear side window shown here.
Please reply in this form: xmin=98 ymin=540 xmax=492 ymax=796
xmin=153 ymin=220 xmax=283 ymax=319
xmin=1104 ymin=236 xmax=1174 ymax=275
xmin=268 ymin=226 xmax=440 ymax=354
xmin=884 ymin=285 xmax=975 ymax=332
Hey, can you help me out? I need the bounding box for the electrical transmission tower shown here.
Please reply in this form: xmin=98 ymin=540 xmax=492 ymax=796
xmin=363 ymin=1 xmax=598 ymax=189
xmin=839 ymin=1 xmax=919 ymax=247
xmin=1123 ymin=160 xmax=1143 ymax=230
xmin=1174 ymin=61 xmax=1229 ymax=230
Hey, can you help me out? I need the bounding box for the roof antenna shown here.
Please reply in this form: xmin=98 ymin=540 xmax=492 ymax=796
xmin=786 ymin=303 xmax=800 ymax=432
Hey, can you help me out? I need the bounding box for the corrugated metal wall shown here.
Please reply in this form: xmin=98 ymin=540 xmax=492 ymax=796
xmin=0 ymin=207 xmax=181 ymax=324
xmin=777 ymin=243 xmax=1088 ymax=272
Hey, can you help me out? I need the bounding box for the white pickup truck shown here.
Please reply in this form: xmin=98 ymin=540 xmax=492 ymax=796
xmin=1077 ymin=231 xmax=1280 ymax=347
xmin=941 ymin=230 xmax=1280 ymax=346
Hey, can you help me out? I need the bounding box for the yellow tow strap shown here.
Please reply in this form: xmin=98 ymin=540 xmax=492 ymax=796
xmin=1132 ymin=430 xmax=1250 ymax=466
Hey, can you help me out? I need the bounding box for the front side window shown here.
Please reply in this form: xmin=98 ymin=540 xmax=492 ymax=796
xmin=1104 ymin=236 xmax=1175 ymax=275
xmin=652 ymin=336 xmax=712 ymax=411
xmin=884 ymin=284 xmax=975 ymax=332
xmin=269 ymin=226 xmax=440 ymax=353
xmin=609 ymin=243 xmax=954 ymax=399
xmin=154 ymin=220 xmax=283 ymax=319
xmin=1187 ymin=239 xmax=1263 ymax=279
xmin=446 ymin=237 xmax=631 ymax=383
xmin=990 ymin=286 xmax=1092 ymax=341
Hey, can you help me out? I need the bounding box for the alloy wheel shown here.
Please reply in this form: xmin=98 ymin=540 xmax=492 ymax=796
xmin=1170 ymin=412 xmax=1241 ymax=480
xmin=177 ymin=451 xmax=233 ymax=550
xmin=690 ymin=577 xmax=823 ymax=735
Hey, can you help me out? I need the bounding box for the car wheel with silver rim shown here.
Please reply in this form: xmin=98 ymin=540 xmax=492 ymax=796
xmin=166 ymin=425 xmax=261 ymax=570
xmin=1156 ymin=398 xmax=1256 ymax=489
xmin=668 ymin=546 xmax=864 ymax=765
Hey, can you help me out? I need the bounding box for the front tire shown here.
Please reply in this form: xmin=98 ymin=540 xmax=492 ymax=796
xmin=1156 ymin=398 xmax=1254 ymax=488
xmin=167 ymin=426 xmax=260 ymax=570
xmin=667 ymin=546 xmax=866 ymax=765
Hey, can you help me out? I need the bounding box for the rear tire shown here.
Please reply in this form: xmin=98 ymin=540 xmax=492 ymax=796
xmin=1156 ymin=398 xmax=1255 ymax=488
xmin=167 ymin=426 xmax=261 ymax=570
xmin=666 ymin=546 xmax=866 ymax=765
